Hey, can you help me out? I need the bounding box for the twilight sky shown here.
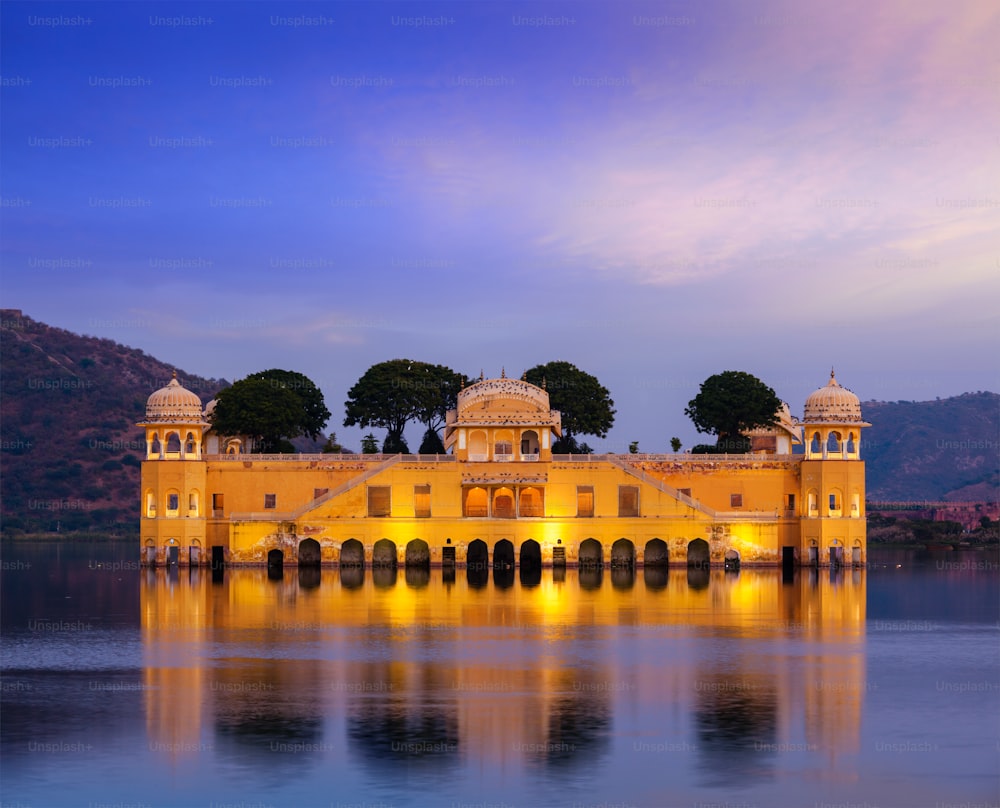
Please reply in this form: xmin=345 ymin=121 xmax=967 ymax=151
xmin=2 ymin=1 xmax=997 ymax=452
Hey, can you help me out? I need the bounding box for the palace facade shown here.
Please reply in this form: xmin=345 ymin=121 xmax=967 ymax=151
xmin=138 ymin=370 xmax=870 ymax=568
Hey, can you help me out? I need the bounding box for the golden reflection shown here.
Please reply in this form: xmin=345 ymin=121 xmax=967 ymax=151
xmin=141 ymin=566 xmax=865 ymax=777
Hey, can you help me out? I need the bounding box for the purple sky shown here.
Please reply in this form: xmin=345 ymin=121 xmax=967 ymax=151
xmin=2 ymin=1 xmax=997 ymax=452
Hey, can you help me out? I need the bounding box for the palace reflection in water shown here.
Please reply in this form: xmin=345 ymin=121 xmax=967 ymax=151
xmin=141 ymin=564 xmax=866 ymax=788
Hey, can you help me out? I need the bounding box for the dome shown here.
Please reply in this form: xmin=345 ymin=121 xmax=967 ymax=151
xmin=803 ymin=370 xmax=864 ymax=423
xmin=143 ymin=373 xmax=206 ymax=423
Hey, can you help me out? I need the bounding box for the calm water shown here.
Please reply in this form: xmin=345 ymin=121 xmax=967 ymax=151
xmin=2 ymin=541 xmax=998 ymax=808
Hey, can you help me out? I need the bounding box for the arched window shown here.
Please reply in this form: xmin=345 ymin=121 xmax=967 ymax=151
xmin=851 ymin=491 xmax=861 ymax=516
xmin=145 ymin=490 xmax=156 ymax=517
xmin=185 ymin=431 xmax=196 ymax=455
xmin=493 ymin=430 xmax=514 ymax=461
xmin=827 ymin=431 xmax=842 ymax=453
xmin=165 ymin=432 xmax=181 ymax=455
xmin=810 ymin=432 xmax=821 ymax=455
xmin=188 ymin=490 xmax=200 ymax=516
xmin=464 ymin=487 xmax=488 ymax=517
xmin=493 ymin=487 xmax=515 ymax=518
xmin=846 ymin=432 xmax=857 ymax=455
xmin=807 ymin=489 xmax=819 ymax=517
xmin=519 ymin=487 xmax=543 ymax=517
xmin=150 ymin=434 xmax=162 ymax=458
xmin=165 ymin=489 xmax=180 ymax=517
xmin=468 ymin=431 xmax=487 ymax=461
xmin=828 ymin=488 xmax=843 ymax=517
xmin=520 ymin=430 xmax=539 ymax=458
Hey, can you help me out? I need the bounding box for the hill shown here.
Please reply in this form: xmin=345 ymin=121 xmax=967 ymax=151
xmin=0 ymin=310 xmax=229 ymax=534
xmin=861 ymin=394 xmax=999 ymax=501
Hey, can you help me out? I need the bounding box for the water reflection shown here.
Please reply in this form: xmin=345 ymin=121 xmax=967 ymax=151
xmin=137 ymin=565 xmax=868 ymax=787
xmin=8 ymin=542 xmax=1000 ymax=807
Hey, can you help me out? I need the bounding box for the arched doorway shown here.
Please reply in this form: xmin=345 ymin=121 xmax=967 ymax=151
xmin=373 ymin=539 xmax=397 ymax=568
xmin=578 ymin=538 xmax=603 ymax=568
xmin=520 ymin=539 xmax=541 ymax=571
xmin=405 ymin=539 xmax=430 ymax=568
xmin=493 ymin=539 xmax=514 ymax=570
xmin=267 ymin=548 xmax=284 ymax=570
xmin=467 ymin=539 xmax=488 ymax=571
xmin=724 ymin=549 xmax=740 ymax=571
xmin=644 ymin=538 xmax=668 ymax=567
xmin=611 ymin=538 xmax=634 ymax=568
xmin=687 ymin=538 xmax=710 ymax=568
xmin=298 ymin=538 xmax=321 ymax=567
xmin=340 ymin=538 xmax=364 ymax=567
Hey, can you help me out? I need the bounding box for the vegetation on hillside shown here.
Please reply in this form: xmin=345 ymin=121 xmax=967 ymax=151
xmin=0 ymin=311 xmax=228 ymax=535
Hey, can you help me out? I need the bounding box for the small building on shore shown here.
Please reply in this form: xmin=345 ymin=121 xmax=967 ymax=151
xmin=138 ymin=370 xmax=870 ymax=569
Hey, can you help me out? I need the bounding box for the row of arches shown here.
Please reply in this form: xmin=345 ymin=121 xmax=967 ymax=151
xmin=146 ymin=428 xmax=203 ymax=460
xmin=145 ymin=488 xmax=199 ymax=518
xmin=805 ymin=487 xmax=862 ymax=518
xmin=267 ymin=537 xmax=718 ymax=568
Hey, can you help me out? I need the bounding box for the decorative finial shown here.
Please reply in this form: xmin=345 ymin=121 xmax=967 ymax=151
xmin=831 ymin=367 xmax=835 ymax=379
xmin=172 ymin=370 xmax=177 ymax=379
xmin=542 ymin=376 xmax=547 ymax=390
xmin=479 ymin=369 xmax=484 ymax=382
xmin=521 ymin=371 xmax=527 ymax=381
xmin=501 ymin=366 xmax=506 ymax=379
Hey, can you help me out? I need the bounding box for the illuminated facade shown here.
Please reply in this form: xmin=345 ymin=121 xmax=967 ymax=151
xmin=138 ymin=370 xmax=870 ymax=568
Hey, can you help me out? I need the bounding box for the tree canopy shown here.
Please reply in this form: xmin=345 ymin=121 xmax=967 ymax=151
xmin=523 ymin=361 xmax=615 ymax=452
xmin=343 ymin=359 xmax=465 ymax=452
xmin=210 ymin=369 xmax=331 ymax=453
xmin=684 ymin=370 xmax=780 ymax=453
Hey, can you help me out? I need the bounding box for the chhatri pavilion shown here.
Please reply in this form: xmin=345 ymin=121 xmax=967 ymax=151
xmin=138 ymin=370 xmax=869 ymax=569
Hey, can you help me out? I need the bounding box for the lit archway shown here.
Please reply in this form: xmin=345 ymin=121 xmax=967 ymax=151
xmin=611 ymin=538 xmax=634 ymax=568
xmin=519 ymin=539 xmax=541 ymax=570
xmin=405 ymin=538 xmax=430 ymax=568
xmin=467 ymin=539 xmax=488 ymax=571
xmin=644 ymin=538 xmax=668 ymax=567
xmin=579 ymin=538 xmax=603 ymax=568
xmin=372 ymin=539 xmax=397 ymax=568
xmin=298 ymin=538 xmax=321 ymax=567
xmin=687 ymin=538 xmax=710 ymax=568
xmin=493 ymin=539 xmax=514 ymax=569
xmin=340 ymin=538 xmax=364 ymax=567
xmin=493 ymin=487 xmax=515 ymax=519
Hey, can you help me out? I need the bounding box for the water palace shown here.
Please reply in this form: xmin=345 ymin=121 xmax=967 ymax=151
xmin=138 ymin=370 xmax=869 ymax=569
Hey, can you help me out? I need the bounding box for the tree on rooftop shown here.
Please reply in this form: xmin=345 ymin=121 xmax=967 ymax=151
xmin=210 ymin=369 xmax=330 ymax=453
xmin=523 ymin=361 xmax=615 ymax=453
xmin=684 ymin=370 xmax=780 ymax=454
xmin=344 ymin=359 xmax=465 ymax=453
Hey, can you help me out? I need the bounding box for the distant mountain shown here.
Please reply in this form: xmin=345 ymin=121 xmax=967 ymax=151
xmin=0 ymin=310 xmax=229 ymax=534
xmin=861 ymin=394 xmax=999 ymax=501
xmin=1 ymin=310 xmax=996 ymax=533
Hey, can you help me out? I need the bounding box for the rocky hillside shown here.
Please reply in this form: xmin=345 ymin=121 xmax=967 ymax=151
xmin=862 ymin=394 xmax=999 ymax=501
xmin=0 ymin=310 xmax=228 ymax=534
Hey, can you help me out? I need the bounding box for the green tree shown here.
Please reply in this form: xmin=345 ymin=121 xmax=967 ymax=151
xmin=670 ymin=437 xmax=682 ymax=453
xmin=524 ymin=361 xmax=615 ymax=452
xmin=684 ymin=371 xmax=780 ymax=453
xmin=418 ymin=426 xmax=446 ymax=454
xmin=629 ymin=441 xmax=639 ymax=454
xmin=360 ymin=433 xmax=379 ymax=454
xmin=210 ymin=370 xmax=330 ymax=453
xmin=344 ymin=359 xmax=464 ymax=452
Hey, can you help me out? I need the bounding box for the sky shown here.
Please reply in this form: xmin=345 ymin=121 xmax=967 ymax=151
xmin=2 ymin=0 xmax=998 ymax=452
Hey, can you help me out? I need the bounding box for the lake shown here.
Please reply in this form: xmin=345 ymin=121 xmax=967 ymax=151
xmin=1 ymin=541 xmax=998 ymax=808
